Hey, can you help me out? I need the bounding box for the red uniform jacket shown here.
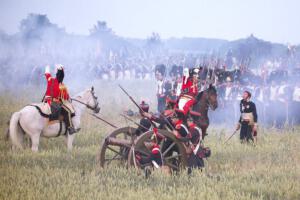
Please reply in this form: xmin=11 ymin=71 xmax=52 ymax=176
xmin=45 ymin=73 xmax=69 ymax=105
xmin=181 ymin=76 xmax=198 ymax=97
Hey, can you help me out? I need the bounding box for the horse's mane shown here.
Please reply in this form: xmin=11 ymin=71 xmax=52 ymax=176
xmin=209 ymin=85 xmax=217 ymax=93
xmin=196 ymin=91 xmax=204 ymax=101
xmin=73 ymin=89 xmax=90 ymax=99
xmin=196 ymin=85 xmax=217 ymax=102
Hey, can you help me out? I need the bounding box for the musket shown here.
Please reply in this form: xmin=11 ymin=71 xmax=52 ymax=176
xmin=159 ymin=113 xmax=175 ymax=131
xmin=90 ymin=113 xmax=118 ymax=128
xmin=120 ymin=114 xmax=166 ymax=139
xmin=119 ymin=84 xmax=176 ymax=132
xmin=118 ymin=84 xmax=145 ymax=114
xmin=120 ymin=114 xmax=150 ymax=131
xmin=224 ymin=130 xmax=238 ymax=144
xmin=119 ymin=84 xmax=159 ymax=129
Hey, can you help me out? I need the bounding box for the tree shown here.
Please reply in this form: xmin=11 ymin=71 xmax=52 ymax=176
xmin=89 ymin=21 xmax=113 ymax=37
xmin=146 ymin=32 xmax=163 ymax=55
xmin=19 ymin=13 xmax=64 ymax=40
xmin=147 ymin=32 xmax=162 ymax=46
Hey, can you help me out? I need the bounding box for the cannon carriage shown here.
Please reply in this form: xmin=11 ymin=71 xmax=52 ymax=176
xmin=98 ymin=126 xmax=189 ymax=172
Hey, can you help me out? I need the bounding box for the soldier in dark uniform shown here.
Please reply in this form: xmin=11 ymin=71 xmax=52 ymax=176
xmin=156 ymin=71 xmax=166 ymax=113
xmin=236 ymin=91 xmax=258 ymax=143
xmin=135 ymin=101 xmax=152 ymax=136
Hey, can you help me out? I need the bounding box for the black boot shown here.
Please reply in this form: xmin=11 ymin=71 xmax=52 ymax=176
xmin=68 ymin=127 xmax=76 ymax=135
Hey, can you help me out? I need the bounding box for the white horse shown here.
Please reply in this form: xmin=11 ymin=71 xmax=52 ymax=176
xmin=8 ymin=87 xmax=100 ymax=152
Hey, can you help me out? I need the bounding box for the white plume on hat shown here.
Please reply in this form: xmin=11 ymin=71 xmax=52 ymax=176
xmin=193 ymin=68 xmax=199 ymax=74
xmin=55 ymin=64 xmax=64 ymax=72
xmin=45 ymin=65 xmax=50 ymax=74
xmin=183 ymin=67 xmax=189 ymax=84
xmin=183 ymin=67 xmax=189 ymax=77
xmin=226 ymin=76 xmax=232 ymax=82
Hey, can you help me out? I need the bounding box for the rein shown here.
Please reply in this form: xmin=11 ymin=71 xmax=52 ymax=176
xmin=71 ymin=98 xmax=97 ymax=110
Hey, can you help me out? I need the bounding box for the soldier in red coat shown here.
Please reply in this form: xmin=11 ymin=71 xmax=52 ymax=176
xmin=177 ymin=68 xmax=200 ymax=117
xmin=44 ymin=65 xmax=60 ymax=106
xmin=44 ymin=64 xmax=76 ymax=134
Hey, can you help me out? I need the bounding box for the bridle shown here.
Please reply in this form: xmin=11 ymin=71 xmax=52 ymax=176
xmin=199 ymin=87 xmax=217 ymax=110
xmin=71 ymin=90 xmax=99 ymax=112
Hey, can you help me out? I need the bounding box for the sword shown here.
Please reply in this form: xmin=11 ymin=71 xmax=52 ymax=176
xmin=224 ymin=130 xmax=238 ymax=144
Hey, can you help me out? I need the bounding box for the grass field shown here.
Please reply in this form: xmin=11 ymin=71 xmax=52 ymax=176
xmin=0 ymin=81 xmax=299 ymax=200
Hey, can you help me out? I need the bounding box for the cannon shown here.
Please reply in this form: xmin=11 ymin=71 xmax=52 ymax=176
xmin=98 ymin=126 xmax=188 ymax=172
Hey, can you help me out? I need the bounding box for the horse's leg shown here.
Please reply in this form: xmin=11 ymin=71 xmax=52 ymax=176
xmin=66 ymin=134 xmax=75 ymax=151
xmin=30 ymin=133 xmax=41 ymax=152
xmin=201 ymin=126 xmax=208 ymax=140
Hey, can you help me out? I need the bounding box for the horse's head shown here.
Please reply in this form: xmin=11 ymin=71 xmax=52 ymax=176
xmin=85 ymin=86 xmax=100 ymax=113
xmin=206 ymin=84 xmax=218 ymax=110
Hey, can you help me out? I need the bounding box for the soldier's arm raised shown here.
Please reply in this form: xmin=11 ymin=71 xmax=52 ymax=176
xmin=45 ymin=65 xmax=51 ymax=81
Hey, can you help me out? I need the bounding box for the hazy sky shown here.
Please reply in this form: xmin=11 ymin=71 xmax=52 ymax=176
xmin=0 ymin=0 xmax=299 ymax=44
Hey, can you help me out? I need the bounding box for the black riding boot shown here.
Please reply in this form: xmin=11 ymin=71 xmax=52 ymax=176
xmin=61 ymin=108 xmax=75 ymax=135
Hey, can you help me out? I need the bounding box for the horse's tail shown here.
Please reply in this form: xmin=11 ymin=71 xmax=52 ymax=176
xmin=9 ymin=112 xmax=24 ymax=149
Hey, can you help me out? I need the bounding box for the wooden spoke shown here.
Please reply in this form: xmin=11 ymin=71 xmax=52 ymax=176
xmin=133 ymin=148 xmax=150 ymax=157
xmin=105 ymin=157 xmax=123 ymax=161
xmin=159 ymin=138 xmax=165 ymax=151
xmin=164 ymin=154 xmax=181 ymax=160
xmin=127 ymin=129 xmax=188 ymax=171
xmin=165 ymin=162 xmax=179 ymax=170
xmin=105 ymin=155 xmax=123 ymax=165
xmin=106 ymin=146 xmax=127 ymax=158
xmin=162 ymin=142 xmax=176 ymax=156
xmin=98 ymin=127 xmax=137 ymax=168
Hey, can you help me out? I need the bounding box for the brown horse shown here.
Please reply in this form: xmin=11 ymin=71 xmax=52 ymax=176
xmin=192 ymin=84 xmax=218 ymax=139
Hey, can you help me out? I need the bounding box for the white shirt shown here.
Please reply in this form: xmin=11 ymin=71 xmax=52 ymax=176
xmin=293 ymin=86 xmax=300 ymax=102
xmin=257 ymin=88 xmax=264 ymax=102
xmin=278 ymin=85 xmax=287 ymax=102
xmin=175 ymin=82 xmax=182 ymax=97
xmin=157 ymin=80 xmax=164 ymax=95
xmin=269 ymin=86 xmax=278 ymax=101
xmin=225 ymin=86 xmax=232 ymax=101
xmin=124 ymin=70 xmax=131 ymax=80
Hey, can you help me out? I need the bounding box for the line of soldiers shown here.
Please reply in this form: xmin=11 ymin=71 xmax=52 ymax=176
xmin=215 ymin=79 xmax=300 ymax=128
xmin=154 ymin=64 xmax=300 ymax=129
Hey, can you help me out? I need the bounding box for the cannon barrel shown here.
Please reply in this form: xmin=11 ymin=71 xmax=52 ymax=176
xmin=105 ymin=137 xmax=132 ymax=147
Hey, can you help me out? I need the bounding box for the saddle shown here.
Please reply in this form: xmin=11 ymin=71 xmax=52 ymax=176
xmin=30 ymin=103 xmax=74 ymax=137
xmin=30 ymin=103 xmax=63 ymax=122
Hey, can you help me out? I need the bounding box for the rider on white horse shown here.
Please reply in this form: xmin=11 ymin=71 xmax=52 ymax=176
xmin=44 ymin=64 xmax=76 ymax=134
xmin=8 ymin=86 xmax=100 ymax=151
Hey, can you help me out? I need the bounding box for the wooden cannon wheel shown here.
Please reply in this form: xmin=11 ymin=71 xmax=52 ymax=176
xmin=128 ymin=129 xmax=188 ymax=172
xmin=98 ymin=126 xmax=137 ymax=168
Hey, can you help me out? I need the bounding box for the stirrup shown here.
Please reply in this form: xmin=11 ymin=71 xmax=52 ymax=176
xmin=68 ymin=127 xmax=76 ymax=135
